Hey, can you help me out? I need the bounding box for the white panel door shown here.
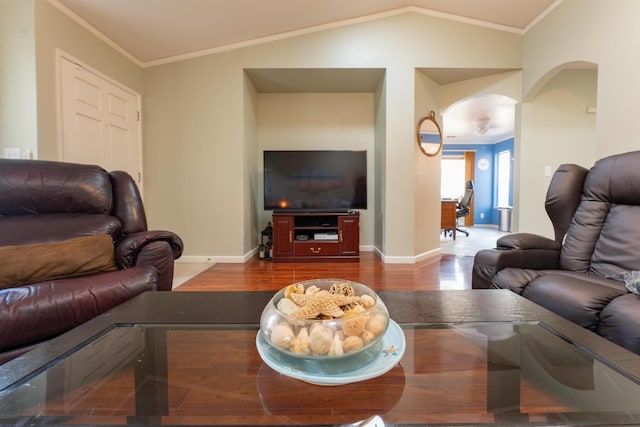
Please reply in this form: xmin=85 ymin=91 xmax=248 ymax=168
xmin=59 ymin=56 xmax=142 ymax=190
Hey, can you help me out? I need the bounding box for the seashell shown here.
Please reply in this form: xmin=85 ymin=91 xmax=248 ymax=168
xmin=366 ymin=314 xmax=388 ymax=336
xmin=290 ymin=327 xmax=310 ymax=355
xmin=284 ymin=283 xmax=304 ymax=299
xmin=330 ymin=282 xmax=355 ymax=296
xmin=276 ymin=297 xmax=299 ymax=315
xmin=360 ymin=330 xmax=376 ymax=345
xmin=344 ymin=306 xmax=365 ymax=316
xmin=309 ymin=324 xmax=333 ymax=355
xmin=305 ymin=285 xmax=321 ymax=295
xmin=289 ymin=291 xmax=359 ymax=319
xmin=270 ymin=324 xmax=295 ymax=349
xmin=359 ymin=294 xmax=375 ymax=308
xmin=343 ymin=335 xmax=364 ymax=352
xmin=328 ymin=334 xmax=344 ymax=356
xmin=342 ymin=314 xmax=365 ymax=337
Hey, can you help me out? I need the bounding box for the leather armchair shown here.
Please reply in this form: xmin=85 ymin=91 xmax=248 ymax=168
xmin=472 ymin=151 xmax=640 ymax=355
xmin=0 ymin=159 xmax=184 ymax=363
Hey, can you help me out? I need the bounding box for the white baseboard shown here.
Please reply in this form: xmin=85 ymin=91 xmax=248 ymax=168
xmin=374 ymin=246 xmax=441 ymax=264
xmin=177 ymin=255 xmax=243 ymax=263
xmin=178 ymin=245 xmax=436 ymax=264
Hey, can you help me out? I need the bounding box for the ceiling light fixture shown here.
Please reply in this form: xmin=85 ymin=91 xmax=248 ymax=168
xmin=475 ymin=117 xmax=491 ymax=135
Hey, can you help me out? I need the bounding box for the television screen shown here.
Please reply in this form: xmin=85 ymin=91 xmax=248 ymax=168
xmin=264 ymin=150 xmax=367 ymax=210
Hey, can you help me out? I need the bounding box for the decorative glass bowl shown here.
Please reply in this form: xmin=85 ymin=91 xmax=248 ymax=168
xmin=259 ymin=279 xmax=389 ymax=361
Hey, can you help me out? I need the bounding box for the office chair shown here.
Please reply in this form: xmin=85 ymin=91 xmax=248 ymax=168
xmin=455 ymin=180 xmax=474 ymax=237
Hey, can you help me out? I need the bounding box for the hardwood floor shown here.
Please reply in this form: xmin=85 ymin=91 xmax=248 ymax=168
xmin=175 ymin=252 xmax=475 ymax=292
xmin=175 ymin=226 xmax=505 ymax=291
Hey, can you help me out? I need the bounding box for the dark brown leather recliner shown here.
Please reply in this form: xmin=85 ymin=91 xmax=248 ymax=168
xmin=473 ymin=151 xmax=640 ymax=355
xmin=0 ymin=159 xmax=184 ymax=364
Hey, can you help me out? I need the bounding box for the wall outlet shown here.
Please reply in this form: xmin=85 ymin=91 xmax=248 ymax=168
xmin=3 ymin=147 xmax=21 ymax=159
xmin=480 ymin=212 xmax=484 ymax=219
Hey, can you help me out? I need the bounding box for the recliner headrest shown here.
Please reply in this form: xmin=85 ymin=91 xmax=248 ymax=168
xmin=0 ymin=159 xmax=112 ymax=216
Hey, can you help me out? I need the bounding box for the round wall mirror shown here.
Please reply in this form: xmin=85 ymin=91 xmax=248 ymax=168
xmin=416 ymin=111 xmax=442 ymax=157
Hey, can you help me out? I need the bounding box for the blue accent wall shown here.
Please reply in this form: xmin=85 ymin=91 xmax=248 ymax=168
xmin=442 ymin=137 xmax=514 ymax=226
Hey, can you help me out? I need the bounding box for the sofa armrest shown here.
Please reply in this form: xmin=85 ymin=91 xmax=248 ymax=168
xmin=109 ymin=171 xmax=147 ymax=234
xmin=472 ymin=245 xmax=561 ymax=289
xmin=496 ymin=233 xmax=561 ymax=251
xmin=115 ymin=231 xmax=184 ymax=291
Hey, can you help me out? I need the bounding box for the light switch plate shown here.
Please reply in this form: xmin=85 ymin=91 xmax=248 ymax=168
xmin=3 ymin=147 xmax=21 ymax=159
xmin=544 ymin=165 xmax=552 ymax=177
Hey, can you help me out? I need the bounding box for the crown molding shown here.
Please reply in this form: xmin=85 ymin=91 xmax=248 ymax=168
xmin=524 ymin=0 xmax=564 ymax=33
xmin=144 ymin=6 xmax=523 ymax=67
xmin=47 ymin=2 xmax=531 ymax=69
xmin=47 ymin=0 xmax=144 ymax=68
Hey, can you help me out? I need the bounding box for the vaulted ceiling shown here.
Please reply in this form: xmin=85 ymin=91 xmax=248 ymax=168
xmin=53 ymin=0 xmax=560 ymax=143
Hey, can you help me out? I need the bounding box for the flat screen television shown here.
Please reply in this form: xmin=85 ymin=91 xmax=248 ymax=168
xmin=263 ymin=150 xmax=367 ymax=210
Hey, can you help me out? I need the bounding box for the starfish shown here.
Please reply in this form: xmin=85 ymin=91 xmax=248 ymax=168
xmin=288 ymin=290 xmax=360 ymax=319
xmin=382 ymin=345 xmax=399 ymax=357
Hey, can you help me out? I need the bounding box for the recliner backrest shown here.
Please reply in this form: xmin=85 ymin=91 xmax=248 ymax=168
xmin=458 ymin=180 xmax=474 ymax=210
xmin=0 ymin=159 xmax=112 ymax=215
xmin=0 ymin=159 xmax=148 ymax=244
xmin=545 ymin=163 xmax=589 ymax=243
xmin=560 ymin=151 xmax=640 ymax=277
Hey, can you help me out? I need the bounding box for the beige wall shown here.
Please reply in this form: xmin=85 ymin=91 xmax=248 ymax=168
xmin=143 ymin=55 xmax=246 ymax=258
xmin=518 ymin=69 xmax=597 ymax=237
xmin=33 ymin=0 xmax=143 ymax=161
xmin=243 ymin=73 xmax=259 ymax=257
xmin=256 ymin=93 xmax=376 ymax=248
xmin=373 ymin=76 xmax=387 ymax=254
xmin=143 ymin=12 xmax=521 ymax=261
xmin=414 ymin=71 xmax=441 ymax=261
xmin=440 ymin=71 xmax=522 ymax=108
xmin=524 ymin=0 xmax=640 ymax=159
xmin=0 ymin=0 xmax=37 ymax=156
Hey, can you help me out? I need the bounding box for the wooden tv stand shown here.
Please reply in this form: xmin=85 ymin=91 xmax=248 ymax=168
xmin=271 ymin=210 xmax=360 ymax=263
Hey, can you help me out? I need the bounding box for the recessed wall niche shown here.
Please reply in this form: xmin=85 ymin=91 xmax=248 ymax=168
xmin=244 ymin=68 xmax=386 ymax=250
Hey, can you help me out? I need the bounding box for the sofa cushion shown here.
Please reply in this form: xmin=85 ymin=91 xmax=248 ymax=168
xmin=523 ymin=273 xmax=627 ymax=331
xmin=0 ymin=235 xmax=118 ymax=289
xmin=0 ymin=265 xmax=157 ymax=351
xmin=0 ymin=213 xmax=122 ymax=246
xmin=492 ymin=268 xmax=546 ymax=294
xmin=598 ymin=293 xmax=640 ymax=354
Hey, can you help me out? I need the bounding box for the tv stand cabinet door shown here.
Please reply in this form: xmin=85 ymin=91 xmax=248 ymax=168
xmin=338 ymin=216 xmax=359 ymax=256
xmin=272 ymin=215 xmax=293 ymax=258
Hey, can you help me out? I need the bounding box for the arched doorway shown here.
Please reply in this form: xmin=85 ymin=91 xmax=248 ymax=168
xmin=517 ymin=61 xmax=598 ymax=237
xmin=441 ymin=94 xmax=518 ymax=230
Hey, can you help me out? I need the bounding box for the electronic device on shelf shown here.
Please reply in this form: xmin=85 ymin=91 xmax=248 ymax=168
xmin=264 ymin=150 xmax=367 ymax=211
xmin=313 ymin=232 xmax=338 ymax=240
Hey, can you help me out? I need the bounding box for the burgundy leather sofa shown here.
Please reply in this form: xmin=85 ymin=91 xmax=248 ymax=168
xmin=0 ymin=159 xmax=183 ymax=364
xmin=473 ymin=151 xmax=640 ymax=355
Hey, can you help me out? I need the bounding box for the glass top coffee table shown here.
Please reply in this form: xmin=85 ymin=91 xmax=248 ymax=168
xmin=1 ymin=290 xmax=640 ymax=426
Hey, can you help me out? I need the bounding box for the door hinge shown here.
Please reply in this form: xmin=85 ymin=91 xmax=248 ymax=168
xmin=137 ymin=111 xmax=141 ymax=121
xmin=138 ymin=172 xmax=141 ymax=182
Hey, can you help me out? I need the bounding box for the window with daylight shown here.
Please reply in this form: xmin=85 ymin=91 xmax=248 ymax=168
xmin=441 ymin=157 xmax=465 ymax=200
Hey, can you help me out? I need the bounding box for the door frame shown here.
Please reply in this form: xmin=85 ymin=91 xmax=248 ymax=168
xmin=464 ymin=151 xmax=475 ymax=226
xmin=55 ymin=49 xmax=144 ymax=194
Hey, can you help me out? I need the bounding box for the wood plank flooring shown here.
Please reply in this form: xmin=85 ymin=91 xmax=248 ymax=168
xmin=175 ymin=252 xmax=474 ymax=292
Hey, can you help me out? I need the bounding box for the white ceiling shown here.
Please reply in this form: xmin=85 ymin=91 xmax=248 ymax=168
xmin=52 ymin=0 xmax=560 ymax=144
